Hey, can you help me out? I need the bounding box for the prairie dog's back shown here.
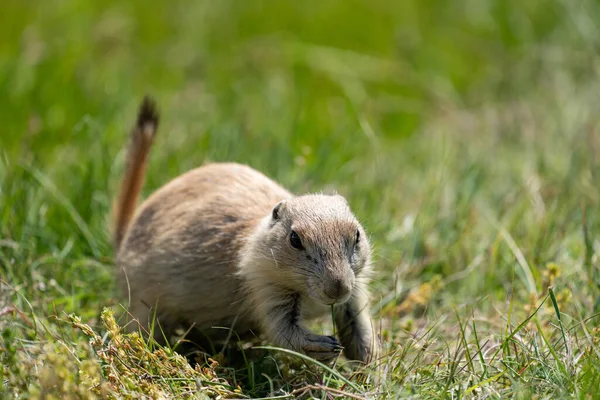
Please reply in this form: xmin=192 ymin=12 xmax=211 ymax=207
xmin=116 ymin=162 xmax=292 ymax=331
xmin=118 ymin=162 xmax=291 ymax=263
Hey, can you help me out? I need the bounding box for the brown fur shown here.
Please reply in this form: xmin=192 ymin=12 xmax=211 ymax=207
xmin=112 ymin=96 xmax=159 ymax=249
xmin=113 ymin=97 xmax=377 ymax=362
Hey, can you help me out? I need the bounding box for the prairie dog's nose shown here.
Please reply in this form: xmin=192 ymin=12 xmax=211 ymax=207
xmin=324 ymin=278 xmax=352 ymax=302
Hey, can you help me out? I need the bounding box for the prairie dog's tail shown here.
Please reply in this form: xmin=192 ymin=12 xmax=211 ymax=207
xmin=112 ymin=96 xmax=159 ymax=250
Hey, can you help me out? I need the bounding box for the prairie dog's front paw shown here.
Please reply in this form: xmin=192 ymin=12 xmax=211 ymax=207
xmin=302 ymin=334 xmax=343 ymax=361
xmin=344 ymin=334 xmax=377 ymax=363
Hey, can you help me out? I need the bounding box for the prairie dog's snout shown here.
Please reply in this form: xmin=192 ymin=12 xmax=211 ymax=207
xmin=309 ymin=268 xmax=355 ymax=305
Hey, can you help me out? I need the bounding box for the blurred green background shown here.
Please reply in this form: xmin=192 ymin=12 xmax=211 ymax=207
xmin=2 ymin=0 xmax=600 ymax=311
xmin=2 ymin=0 xmax=599 ymax=313
xmin=3 ymin=0 xmax=594 ymax=156
xmin=1 ymin=0 xmax=600 ymax=396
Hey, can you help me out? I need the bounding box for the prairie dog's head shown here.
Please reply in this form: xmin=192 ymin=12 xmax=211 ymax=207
xmin=255 ymin=194 xmax=371 ymax=305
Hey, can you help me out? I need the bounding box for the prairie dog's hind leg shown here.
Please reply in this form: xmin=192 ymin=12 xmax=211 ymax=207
xmin=124 ymin=301 xmax=176 ymax=345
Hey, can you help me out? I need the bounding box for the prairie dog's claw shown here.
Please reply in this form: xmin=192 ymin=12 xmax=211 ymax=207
xmin=302 ymin=334 xmax=343 ymax=361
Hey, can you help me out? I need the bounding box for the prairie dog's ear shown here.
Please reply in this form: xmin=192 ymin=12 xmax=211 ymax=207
xmin=272 ymin=200 xmax=287 ymax=220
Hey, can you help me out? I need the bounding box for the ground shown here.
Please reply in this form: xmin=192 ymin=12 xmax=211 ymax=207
xmin=1 ymin=0 xmax=600 ymax=398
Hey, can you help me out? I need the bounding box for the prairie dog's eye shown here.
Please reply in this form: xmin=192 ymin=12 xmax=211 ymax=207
xmin=355 ymin=229 xmax=360 ymax=245
xmin=290 ymin=231 xmax=304 ymax=250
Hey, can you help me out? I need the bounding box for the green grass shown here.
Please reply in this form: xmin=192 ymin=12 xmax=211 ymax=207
xmin=1 ymin=0 xmax=600 ymax=398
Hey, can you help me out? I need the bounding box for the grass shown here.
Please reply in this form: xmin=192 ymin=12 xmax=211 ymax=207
xmin=1 ymin=0 xmax=599 ymax=398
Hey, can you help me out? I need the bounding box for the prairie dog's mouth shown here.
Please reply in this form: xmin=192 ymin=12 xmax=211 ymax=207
xmin=325 ymin=291 xmax=352 ymax=305
xmin=307 ymin=278 xmax=352 ymax=305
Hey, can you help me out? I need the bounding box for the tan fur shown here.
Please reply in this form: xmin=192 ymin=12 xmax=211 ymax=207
xmin=113 ymin=97 xmax=377 ymax=363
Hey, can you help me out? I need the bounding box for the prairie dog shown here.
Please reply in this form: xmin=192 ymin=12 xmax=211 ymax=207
xmin=112 ymin=97 xmax=376 ymax=362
